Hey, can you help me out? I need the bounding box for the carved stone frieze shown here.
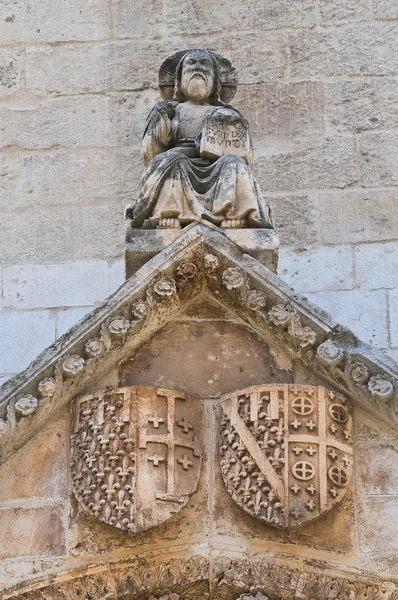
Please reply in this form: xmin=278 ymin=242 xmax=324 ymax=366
xmin=70 ymin=386 xmax=202 ymax=533
xmin=4 ymin=554 xmax=397 ymax=600
xmin=220 ymin=385 xmax=353 ymax=528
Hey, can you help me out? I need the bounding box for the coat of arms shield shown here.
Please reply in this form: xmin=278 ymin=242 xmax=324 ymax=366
xmin=220 ymin=384 xmax=353 ymax=528
xmin=70 ymin=386 xmax=202 ymax=533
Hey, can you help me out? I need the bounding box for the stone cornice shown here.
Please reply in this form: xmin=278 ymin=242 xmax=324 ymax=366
xmin=1 ymin=223 xmax=398 ymax=465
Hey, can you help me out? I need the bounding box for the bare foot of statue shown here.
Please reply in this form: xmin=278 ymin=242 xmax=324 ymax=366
xmin=221 ymin=218 xmax=246 ymax=229
xmin=158 ymin=217 xmax=181 ymax=229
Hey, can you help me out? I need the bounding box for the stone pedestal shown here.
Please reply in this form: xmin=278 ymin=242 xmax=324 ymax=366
xmin=125 ymin=222 xmax=279 ymax=277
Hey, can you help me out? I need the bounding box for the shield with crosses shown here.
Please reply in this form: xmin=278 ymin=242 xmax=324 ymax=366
xmin=70 ymin=386 xmax=202 ymax=533
xmin=219 ymin=384 xmax=353 ymax=528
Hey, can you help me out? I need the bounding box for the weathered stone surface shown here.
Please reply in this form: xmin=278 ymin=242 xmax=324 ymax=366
xmin=3 ymin=261 xmax=110 ymax=309
xmin=326 ymin=79 xmax=398 ymax=132
xmin=359 ymin=131 xmax=398 ymax=187
xmin=307 ymin=290 xmax=388 ymax=347
xmin=0 ymin=418 xmax=67 ymax=502
xmin=234 ymin=82 xmax=325 ymax=151
xmin=269 ymin=194 xmax=319 ymax=247
xmin=289 ymin=24 xmax=398 ymax=78
xmin=256 ymin=137 xmax=358 ymax=192
xmin=0 ymin=311 xmax=55 ymax=373
xmin=0 ymin=205 xmax=123 ymax=266
xmin=0 ymin=147 xmax=141 ymax=210
xmin=279 ymin=246 xmax=353 ymax=293
xmin=0 ymin=0 xmax=109 ymax=44
xmin=388 ymin=289 xmax=398 ymax=348
xmin=107 ymin=90 xmax=159 ymax=148
xmin=318 ymin=190 xmax=398 ymax=245
xmin=355 ymin=242 xmax=398 ymax=290
xmin=319 ymin=0 xmax=370 ymax=23
xmin=358 ymin=497 xmax=398 ymax=553
xmin=357 ymin=443 xmax=398 ymax=495
xmin=112 ymin=0 xmax=164 ymax=38
xmin=0 ymin=97 xmax=109 ymax=150
xmin=0 ymin=506 xmax=65 ymax=560
xmin=0 ymin=48 xmax=24 ymax=98
xmin=373 ymin=0 xmax=398 ymax=19
xmin=56 ymin=308 xmax=93 ymax=338
xmin=165 ymin=0 xmax=315 ymax=35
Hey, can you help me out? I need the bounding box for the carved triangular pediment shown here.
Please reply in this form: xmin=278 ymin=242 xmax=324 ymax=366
xmin=1 ymin=223 xmax=398 ymax=465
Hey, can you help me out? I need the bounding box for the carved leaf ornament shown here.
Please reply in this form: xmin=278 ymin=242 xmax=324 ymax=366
xmin=220 ymin=384 xmax=353 ymax=528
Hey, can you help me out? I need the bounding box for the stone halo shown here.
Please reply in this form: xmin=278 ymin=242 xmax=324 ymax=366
xmin=159 ymin=49 xmax=238 ymax=103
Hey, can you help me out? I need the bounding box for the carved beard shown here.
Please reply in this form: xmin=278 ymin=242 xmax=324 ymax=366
xmin=180 ymin=70 xmax=214 ymax=102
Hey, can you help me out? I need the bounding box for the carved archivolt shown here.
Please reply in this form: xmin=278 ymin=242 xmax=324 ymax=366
xmin=4 ymin=555 xmax=397 ymax=600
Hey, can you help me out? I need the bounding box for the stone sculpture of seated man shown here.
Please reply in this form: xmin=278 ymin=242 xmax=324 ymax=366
xmin=130 ymin=49 xmax=274 ymax=230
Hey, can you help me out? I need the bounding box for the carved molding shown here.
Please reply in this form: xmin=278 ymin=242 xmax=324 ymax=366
xmin=3 ymin=554 xmax=397 ymax=600
xmin=1 ymin=224 xmax=398 ymax=466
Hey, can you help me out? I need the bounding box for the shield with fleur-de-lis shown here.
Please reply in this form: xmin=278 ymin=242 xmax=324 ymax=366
xmin=70 ymin=386 xmax=202 ymax=533
xmin=219 ymin=384 xmax=353 ymax=528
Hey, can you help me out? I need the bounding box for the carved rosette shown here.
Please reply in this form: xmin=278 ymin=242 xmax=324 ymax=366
xmin=220 ymin=384 xmax=353 ymax=528
xmin=70 ymin=386 xmax=202 ymax=533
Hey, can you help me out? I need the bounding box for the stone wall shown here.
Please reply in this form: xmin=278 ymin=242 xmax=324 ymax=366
xmin=1 ymin=1 xmax=398 ymax=380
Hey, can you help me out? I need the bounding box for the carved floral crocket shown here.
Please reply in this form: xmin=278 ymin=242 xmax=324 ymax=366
xmin=130 ymin=50 xmax=273 ymax=230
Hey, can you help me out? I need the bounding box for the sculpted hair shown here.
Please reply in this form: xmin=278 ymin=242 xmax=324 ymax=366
xmin=173 ymin=51 xmax=223 ymax=105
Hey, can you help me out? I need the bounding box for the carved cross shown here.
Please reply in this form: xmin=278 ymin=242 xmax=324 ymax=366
xmin=178 ymin=454 xmax=193 ymax=470
xmin=177 ymin=417 xmax=194 ymax=434
xmin=306 ymin=419 xmax=316 ymax=431
xmin=148 ymin=415 xmax=164 ymax=428
xmin=148 ymin=456 xmax=165 ymax=467
xmin=290 ymin=418 xmax=302 ymax=430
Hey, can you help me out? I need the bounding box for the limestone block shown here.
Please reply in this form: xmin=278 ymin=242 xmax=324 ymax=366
xmin=318 ymin=190 xmax=398 ymax=245
xmin=279 ymin=246 xmax=353 ymax=293
xmin=359 ymin=131 xmax=398 ymax=187
xmin=0 ymin=97 xmax=108 ymax=150
xmin=373 ymin=0 xmax=398 ymax=19
xmin=0 ymin=418 xmax=67 ymax=502
xmin=319 ymin=0 xmax=370 ymax=23
xmin=289 ymin=24 xmax=398 ymax=78
xmin=255 ymin=136 xmax=357 ymax=192
xmin=0 ymin=147 xmax=142 ymax=210
xmin=0 ymin=311 xmax=55 ymax=373
xmin=165 ymin=0 xmax=315 ymax=35
xmin=234 ymin=82 xmax=325 ymax=151
xmin=26 ymin=44 xmax=108 ymax=96
xmin=307 ymin=290 xmax=388 ymax=347
xmin=357 ymin=444 xmax=398 ymax=495
xmin=269 ymin=194 xmax=319 ymax=246
xmin=0 ymin=47 xmax=24 ymax=98
xmin=56 ymin=307 xmax=93 ymax=337
xmin=355 ymin=242 xmax=398 ymax=290
xmin=112 ymin=0 xmax=164 ymax=38
xmin=3 ymin=261 xmax=110 ymax=309
xmin=0 ymin=204 xmax=123 ymax=266
xmin=125 ymin=228 xmax=279 ymax=277
xmin=358 ymin=497 xmax=398 ymax=553
xmin=0 ymin=0 xmax=109 ymax=44
xmin=326 ymin=79 xmax=398 ymax=132
xmin=388 ymin=289 xmax=398 ymax=347
xmin=0 ymin=506 xmax=65 ymax=560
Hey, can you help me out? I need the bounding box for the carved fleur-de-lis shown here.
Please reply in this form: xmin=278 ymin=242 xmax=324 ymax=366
xmin=101 ymin=473 xmax=120 ymax=501
xmin=97 ymin=423 xmax=113 ymax=450
xmin=111 ymin=490 xmax=131 ymax=519
xmin=102 ymin=504 xmax=116 ymax=526
xmin=106 ymin=438 xmax=124 ymax=467
xmin=241 ymin=454 xmax=256 ymax=472
xmin=229 ymin=463 xmax=247 ymax=488
xmin=248 ymin=489 xmax=268 ymax=516
xmin=93 ymin=456 xmax=108 ymax=482
xmin=81 ymin=475 xmax=96 ymax=499
xmin=116 ymin=456 xmax=134 ymax=483
xmin=232 ymin=439 xmax=246 ymax=458
xmin=88 ymin=491 xmax=106 ymax=517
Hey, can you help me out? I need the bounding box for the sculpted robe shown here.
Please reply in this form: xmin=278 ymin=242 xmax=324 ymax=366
xmin=131 ymin=100 xmax=273 ymax=229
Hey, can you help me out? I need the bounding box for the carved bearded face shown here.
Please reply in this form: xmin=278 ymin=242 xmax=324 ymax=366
xmin=180 ymin=51 xmax=215 ymax=102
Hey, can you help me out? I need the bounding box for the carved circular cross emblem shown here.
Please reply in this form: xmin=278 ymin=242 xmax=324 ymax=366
xmin=291 ymin=397 xmax=314 ymax=416
xmin=329 ymin=403 xmax=349 ymax=423
xmin=292 ymin=461 xmax=315 ymax=481
xmin=328 ymin=465 xmax=349 ymax=487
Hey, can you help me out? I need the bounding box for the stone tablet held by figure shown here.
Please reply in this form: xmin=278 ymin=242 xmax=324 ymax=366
xmin=130 ymin=49 xmax=273 ymax=230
